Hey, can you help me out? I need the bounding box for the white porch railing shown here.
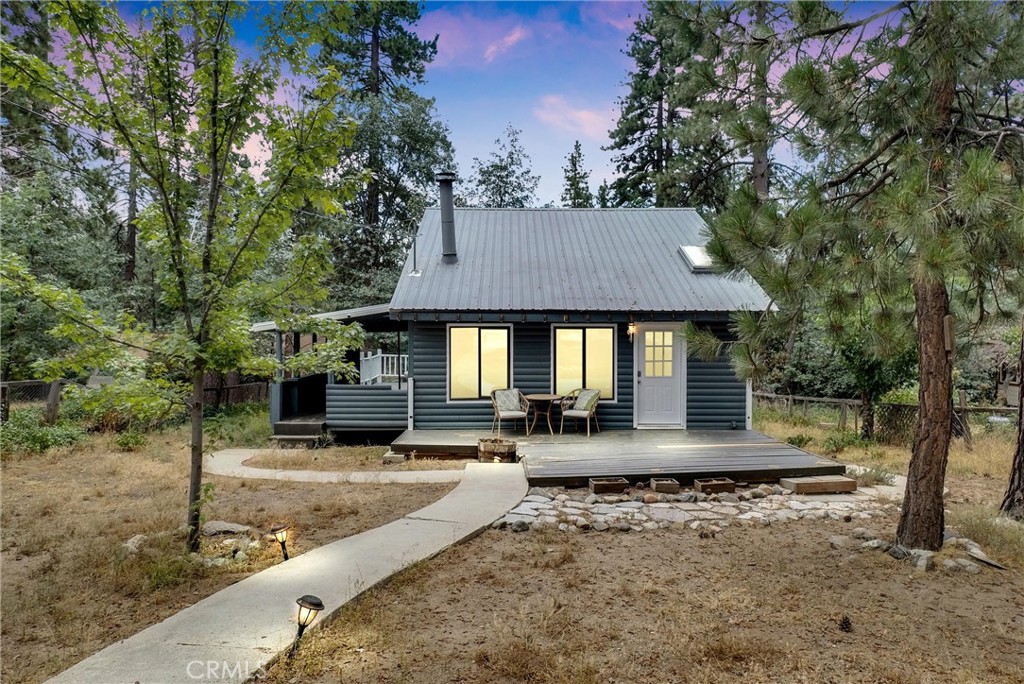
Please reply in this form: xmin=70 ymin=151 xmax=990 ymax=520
xmin=359 ymin=350 xmax=409 ymax=385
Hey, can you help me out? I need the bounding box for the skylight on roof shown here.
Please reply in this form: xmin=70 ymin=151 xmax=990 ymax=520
xmin=678 ymin=245 xmax=713 ymax=273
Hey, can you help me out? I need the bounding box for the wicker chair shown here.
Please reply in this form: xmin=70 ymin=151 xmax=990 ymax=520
xmin=490 ymin=388 xmax=531 ymax=436
xmin=559 ymin=388 xmax=601 ymax=437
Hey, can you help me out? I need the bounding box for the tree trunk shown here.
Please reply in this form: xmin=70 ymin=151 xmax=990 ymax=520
xmin=860 ymin=391 xmax=874 ymax=440
xmin=1000 ymin=317 xmax=1024 ymax=520
xmin=365 ymin=16 xmax=381 ymax=232
xmin=186 ymin=362 xmax=205 ymax=553
xmin=750 ymin=1 xmax=770 ymax=201
xmin=897 ymin=280 xmax=953 ymax=550
xmin=124 ymin=157 xmax=138 ymax=282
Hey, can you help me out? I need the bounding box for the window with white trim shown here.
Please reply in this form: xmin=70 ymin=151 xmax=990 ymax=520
xmin=449 ymin=326 xmax=510 ymax=400
xmin=553 ymin=326 xmax=615 ymax=399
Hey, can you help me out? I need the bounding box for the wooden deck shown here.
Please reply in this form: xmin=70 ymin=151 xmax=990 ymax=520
xmin=390 ymin=429 xmax=845 ymax=487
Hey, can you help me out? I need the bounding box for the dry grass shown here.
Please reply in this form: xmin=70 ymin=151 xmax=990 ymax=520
xmin=263 ymin=519 xmax=1024 ymax=684
xmin=244 ymin=447 xmax=471 ymax=472
xmin=0 ymin=428 xmax=454 ymax=684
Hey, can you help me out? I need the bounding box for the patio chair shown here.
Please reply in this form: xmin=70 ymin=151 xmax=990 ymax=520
xmin=490 ymin=388 xmax=531 ymax=436
xmin=559 ymin=388 xmax=601 ymax=437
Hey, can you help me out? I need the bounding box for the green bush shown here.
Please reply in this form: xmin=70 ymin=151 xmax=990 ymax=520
xmin=114 ymin=430 xmax=148 ymax=452
xmin=204 ymin=402 xmax=271 ymax=448
xmin=62 ymin=379 xmax=187 ymax=432
xmin=821 ymin=431 xmax=864 ymax=454
xmin=786 ymin=433 xmax=814 ymax=448
xmin=880 ymin=384 xmax=918 ymax=405
xmin=0 ymin=407 xmax=86 ymax=455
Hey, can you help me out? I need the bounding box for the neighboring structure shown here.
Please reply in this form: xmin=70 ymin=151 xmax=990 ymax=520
xmin=259 ymin=175 xmax=772 ymax=438
xmin=997 ymin=358 xmax=1021 ymax=408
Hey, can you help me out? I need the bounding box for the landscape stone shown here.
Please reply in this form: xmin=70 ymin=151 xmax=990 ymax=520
xmin=584 ymin=494 xmax=600 ymax=504
xmin=860 ymin=539 xmax=891 ymax=551
xmin=679 ymin=492 xmax=698 ymax=503
xmin=912 ymin=555 xmax=934 ymax=572
xmin=202 ymin=521 xmax=250 ymax=536
xmin=511 ymin=520 xmax=531 ymax=533
xmin=614 ymin=521 xmax=632 ymax=532
xmin=887 ymin=545 xmax=911 ymax=560
xmin=829 ymin=535 xmax=856 ymax=550
xmin=642 ymin=493 xmax=660 ymax=504
xmin=122 ymin=534 xmax=147 ymax=554
xmin=592 ymin=521 xmax=610 ymax=532
xmin=718 ymin=493 xmax=740 ymax=504
xmin=522 ymin=495 xmax=551 ymax=504
xmin=851 ymin=528 xmax=877 ymax=541
xmin=527 ymin=487 xmax=553 ymax=499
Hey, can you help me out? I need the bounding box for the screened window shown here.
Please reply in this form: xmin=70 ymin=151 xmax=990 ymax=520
xmin=553 ymin=327 xmax=615 ymax=399
xmin=449 ymin=327 xmax=510 ymax=400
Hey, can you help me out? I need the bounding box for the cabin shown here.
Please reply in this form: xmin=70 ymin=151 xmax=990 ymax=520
xmin=261 ymin=174 xmax=772 ymax=447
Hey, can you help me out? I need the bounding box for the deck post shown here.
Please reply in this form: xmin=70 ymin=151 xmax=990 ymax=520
xmin=407 ymin=377 xmax=415 ymax=429
xmin=270 ymin=331 xmax=283 ymax=425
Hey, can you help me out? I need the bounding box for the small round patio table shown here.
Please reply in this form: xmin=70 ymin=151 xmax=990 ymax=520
xmin=525 ymin=393 xmax=562 ymax=436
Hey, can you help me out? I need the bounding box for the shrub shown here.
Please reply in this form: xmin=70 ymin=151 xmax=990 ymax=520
xmin=0 ymin=407 xmax=86 ymax=456
xmin=880 ymin=384 xmax=919 ymax=405
xmin=821 ymin=431 xmax=863 ymax=454
xmin=62 ymin=379 xmax=187 ymax=432
xmin=114 ymin=430 xmax=148 ymax=452
xmin=786 ymin=433 xmax=814 ymax=448
xmin=204 ymin=402 xmax=271 ymax=448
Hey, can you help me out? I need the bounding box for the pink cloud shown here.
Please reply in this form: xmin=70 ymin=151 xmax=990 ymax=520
xmin=578 ymin=1 xmax=639 ymax=32
xmin=533 ymin=95 xmax=614 ymax=142
xmin=484 ymin=25 xmax=530 ymax=63
xmin=415 ymin=7 xmax=562 ymax=68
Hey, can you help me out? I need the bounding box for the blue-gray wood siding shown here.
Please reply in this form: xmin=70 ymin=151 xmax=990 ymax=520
xmin=686 ymin=322 xmax=745 ymax=429
xmin=326 ymin=385 xmax=407 ymax=429
xmin=409 ymin=322 xmax=634 ymax=430
xmin=320 ymin=321 xmax=746 ymax=431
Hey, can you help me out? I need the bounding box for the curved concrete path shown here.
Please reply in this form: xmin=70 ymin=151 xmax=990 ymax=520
xmin=47 ymin=463 xmax=527 ymax=684
xmin=206 ymin=448 xmax=465 ymax=484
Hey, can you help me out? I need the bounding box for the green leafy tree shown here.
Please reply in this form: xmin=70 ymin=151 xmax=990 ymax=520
xmin=469 ymin=124 xmax=539 ymax=208
xmin=561 ymin=140 xmax=594 ymax=208
xmin=2 ymin=1 xmax=361 ymax=551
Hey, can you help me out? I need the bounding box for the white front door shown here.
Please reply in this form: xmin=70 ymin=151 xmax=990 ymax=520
xmin=635 ymin=326 xmax=685 ymax=427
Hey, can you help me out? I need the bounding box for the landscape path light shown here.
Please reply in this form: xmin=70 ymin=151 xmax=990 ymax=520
xmin=290 ymin=594 xmax=324 ymax=656
xmin=270 ymin=523 xmax=290 ymax=560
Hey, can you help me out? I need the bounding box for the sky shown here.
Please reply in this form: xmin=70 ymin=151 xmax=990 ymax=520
xmin=409 ymin=1 xmax=644 ymax=205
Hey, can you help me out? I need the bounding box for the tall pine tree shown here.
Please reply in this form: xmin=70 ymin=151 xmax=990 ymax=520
xmin=561 ymin=141 xmax=594 ymax=208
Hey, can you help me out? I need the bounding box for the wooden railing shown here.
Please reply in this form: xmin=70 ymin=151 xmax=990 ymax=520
xmin=359 ymin=350 xmax=409 ymax=385
xmin=754 ymin=391 xmax=862 ymax=431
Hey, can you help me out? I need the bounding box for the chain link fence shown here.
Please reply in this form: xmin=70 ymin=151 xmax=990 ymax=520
xmin=0 ymin=380 xmax=54 ymax=403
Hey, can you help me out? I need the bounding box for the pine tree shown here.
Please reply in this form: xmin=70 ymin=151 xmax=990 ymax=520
xmin=469 ymin=125 xmax=540 ymax=208
xmin=318 ymin=0 xmax=453 ymax=304
xmin=561 ymin=141 xmax=594 ymax=208
xmin=596 ymin=180 xmax=613 ymax=208
xmin=1002 ymin=316 xmax=1024 ymax=520
xmin=705 ymin=1 xmax=1024 ymax=549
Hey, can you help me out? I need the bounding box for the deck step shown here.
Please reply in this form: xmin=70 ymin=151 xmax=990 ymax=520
xmin=779 ymin=475 xmax=857 ymax=494
xmin=273 ymin=421 xmax=326 ymax=436
xmin=269 ymin=434 xmax=322 ymax=448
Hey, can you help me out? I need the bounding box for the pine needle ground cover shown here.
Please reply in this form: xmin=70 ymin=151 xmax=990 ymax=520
xmin=0 ymin=426 xmax=453 ymax=684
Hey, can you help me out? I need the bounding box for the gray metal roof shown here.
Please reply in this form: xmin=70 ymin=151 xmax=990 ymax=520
xmin=250 ymin=303 xmax=392 ymax=333
xmin=389 ymin=208 xmax=771 ymax=314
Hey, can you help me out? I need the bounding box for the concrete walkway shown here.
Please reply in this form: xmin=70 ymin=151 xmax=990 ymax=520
xmin=47 ymin=463 xmax=527 ymax=684
xmin=205 ymin=448 xmax=465 ymax=484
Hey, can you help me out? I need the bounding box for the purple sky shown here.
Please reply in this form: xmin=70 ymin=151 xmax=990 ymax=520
xmin=411 ymin=1 xmax=643 ymax=205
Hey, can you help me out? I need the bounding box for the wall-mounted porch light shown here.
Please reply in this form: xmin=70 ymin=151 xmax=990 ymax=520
xmin=290 ymin=594 xmax=324 ymax=656
xmin=627 ymin=321 xmax=637 ymax=341
xmin=270 ymin=524 xmax=291 ymax=561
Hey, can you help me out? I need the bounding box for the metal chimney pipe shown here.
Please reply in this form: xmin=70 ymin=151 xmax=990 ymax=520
xmin=437 ymin=171 xmax=457 ymax=264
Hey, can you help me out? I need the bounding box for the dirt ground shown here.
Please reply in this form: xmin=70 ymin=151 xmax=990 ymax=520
xmin=244 ymin=446 xmax=472 ymax=471
xmin=0 ymin=433 xmax=453 ymax=684
xmin=270 ymin=511 xmax=1024 ymax=684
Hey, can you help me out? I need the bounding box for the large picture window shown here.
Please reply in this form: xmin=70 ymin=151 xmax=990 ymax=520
xmin=553 ymin=326 xmax=615 ymax=399
xmin=449 ymin=326 xmax=510 ymax=400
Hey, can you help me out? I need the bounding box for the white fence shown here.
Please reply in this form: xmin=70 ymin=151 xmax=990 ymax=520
xmin=359 ymin=350 xmax=408 ymax=385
